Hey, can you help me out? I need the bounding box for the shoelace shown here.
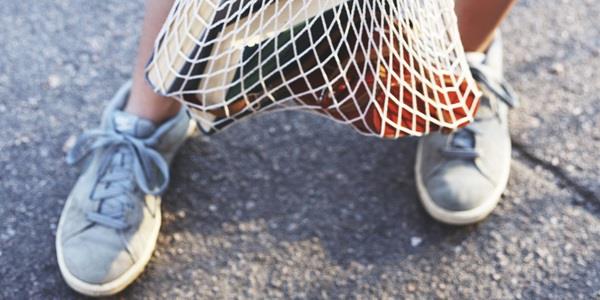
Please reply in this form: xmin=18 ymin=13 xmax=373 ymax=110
xmin=440 ymin=61 xmax=519 ymax=159
xmin=66 ymin=129 xmax=169 ymax=229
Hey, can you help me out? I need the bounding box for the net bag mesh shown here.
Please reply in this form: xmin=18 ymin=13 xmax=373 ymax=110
xmin=146 ymin=0 xmax=482 ymax=138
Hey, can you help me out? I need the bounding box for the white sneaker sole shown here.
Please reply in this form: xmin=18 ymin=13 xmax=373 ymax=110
xmin=414 ymin=140 xmax=511 ymax=225
xmin=56 ymin=120 xmax=197 ymax=296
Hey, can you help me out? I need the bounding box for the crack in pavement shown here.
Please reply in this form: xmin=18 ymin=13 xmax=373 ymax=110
xmin=512 ymin=139 xmax=600 ymax=214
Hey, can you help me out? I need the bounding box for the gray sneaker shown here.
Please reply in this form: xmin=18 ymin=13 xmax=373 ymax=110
xmin=414 ymin=36 xmax=519 ymax=225
xmin=56 ymin=81 xmax=195 ymax=296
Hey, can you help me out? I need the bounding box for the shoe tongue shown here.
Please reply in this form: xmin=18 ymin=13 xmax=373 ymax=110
xmin=465 ymin=52 xmax=486 ymax=66
xmin=112 ymin=111 xmax=157 ymax=138
xmin=466 ymin=52 xmax=497 ymax=119
xmin=475 ymin=97 xmax=495 ymax=119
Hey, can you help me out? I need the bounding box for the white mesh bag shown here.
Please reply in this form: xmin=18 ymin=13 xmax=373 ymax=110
xmin=146 ymin=0 xmax=482 ymax=138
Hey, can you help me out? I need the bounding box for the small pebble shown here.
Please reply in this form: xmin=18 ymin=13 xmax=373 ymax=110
xmin=173 ymin=233 xmax=182 ymax=242
xmin=550 ymin=63 xmax=565 ymax=75
xmin=48 ymin=74 xmax=62 ymax=88
xmin=63 ymin=135 xmax=77 ymax=153
xmin=411 ymin=236 xmax=422 ymax=247
xmin=245 ymin=201 xmax=256 ymax=210
xmin=287 ymin=223 xmax=298 ymax=232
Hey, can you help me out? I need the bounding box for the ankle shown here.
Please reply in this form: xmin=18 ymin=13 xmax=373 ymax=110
xmin=124 ymin=95 xmax=182 ymax=124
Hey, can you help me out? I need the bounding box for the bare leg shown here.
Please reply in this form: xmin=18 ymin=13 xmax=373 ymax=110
xmin=455 ymin=0 xmax=517 ymax=52
xmin=125 ymin=0 xmax=181 ymax=124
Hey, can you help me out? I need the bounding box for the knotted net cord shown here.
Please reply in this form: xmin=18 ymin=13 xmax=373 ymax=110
xmin=146 ymin=0 xmax=481 ymax=138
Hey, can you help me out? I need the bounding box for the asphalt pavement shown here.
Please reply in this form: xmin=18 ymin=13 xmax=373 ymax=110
xmin=0 ymin=0 xmax=599 ymax=298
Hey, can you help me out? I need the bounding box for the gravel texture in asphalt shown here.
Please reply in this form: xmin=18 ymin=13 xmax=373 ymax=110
xmin=0 ymin=0 xmax=599 ymax=299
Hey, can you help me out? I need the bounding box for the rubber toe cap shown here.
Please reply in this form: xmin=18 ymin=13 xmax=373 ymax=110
xmin=425 ymin=163 xmax=495 ymax=212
